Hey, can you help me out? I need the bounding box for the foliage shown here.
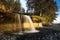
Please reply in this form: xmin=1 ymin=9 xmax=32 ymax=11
xmin=0 ymin=0 xmax=21 ymax=23
xmin=26 ymin=0 xmax=58 ymax=23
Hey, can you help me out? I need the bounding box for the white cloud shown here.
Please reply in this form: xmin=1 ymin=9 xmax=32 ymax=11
xmin=20 ymin=0 xmax=27 ymax=12
xmin=53 ymin=14 xmax=60 ymax=23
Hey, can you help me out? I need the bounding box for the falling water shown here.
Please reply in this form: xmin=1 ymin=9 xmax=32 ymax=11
xmin=39 ymin=23 xmax=43 ymax=27
xmin=13 ymin=14 xmax=23 ymax=35
xmin=17 ymin=14 xmax=22 ymax=31
xmin=23 ymin=15 xmax=39 ymax=33
xmin=10 ymin=14 xmax=39 ymax=35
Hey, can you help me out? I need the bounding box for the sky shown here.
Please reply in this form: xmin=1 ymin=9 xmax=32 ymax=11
xmin=20 ymin=0 xmax=27 ymax=12
xmin=20 ymin=0 xmax=60 ymax=23
xmin=53 ymin=0 xmax=60 ymax=23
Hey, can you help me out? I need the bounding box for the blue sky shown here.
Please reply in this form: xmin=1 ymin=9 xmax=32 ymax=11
xmin=20 ymin=0 xmax=60 ymax=23
xmin=53 ymin=0 xmax=60 ymax=23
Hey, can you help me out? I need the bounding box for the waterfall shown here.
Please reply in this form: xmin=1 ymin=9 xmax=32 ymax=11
xmin=17 ymin=14 xmax=22 ymax=31
xmin=23 ymin=15 xmax=39 ymax=33
xmin=23 ymin=15 xmax=35 ymax=30
xmin=39 ymin=23 xmax=43 ymax=27
xmin=13 ymin=14 xmax=23 ymax=35
xmin=13 ymin=14 xmax=39 ymax=35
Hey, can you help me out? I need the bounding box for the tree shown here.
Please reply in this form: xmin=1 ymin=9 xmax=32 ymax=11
xmin=26 ymin=0 xmax=58 ymax=24
xmin=0 ymin=0 xmax=22 ymax=32
xmin=0 ymin=0 xmax=21 ymax=24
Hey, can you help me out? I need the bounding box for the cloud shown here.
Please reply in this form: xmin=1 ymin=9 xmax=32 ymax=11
xmin=20 ymin=0 xmax=27 ymax=12
xmin=53 ymin=14 xmax=60 ymax=23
